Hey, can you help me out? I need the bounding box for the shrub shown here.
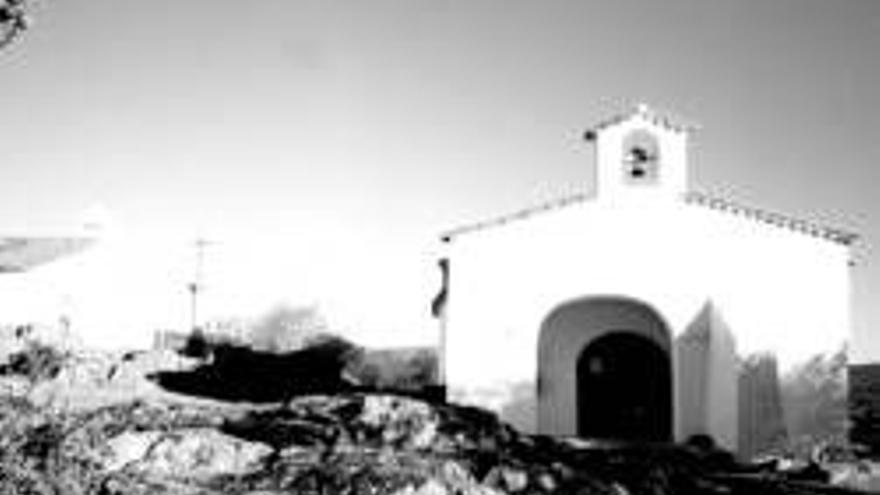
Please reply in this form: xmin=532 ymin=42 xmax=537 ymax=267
xmin=156 ymin=331 xmax=364 ymax=402
xmin=0 ymin=342 xmax=67 ymax=382
xmin=347 ymin=347 xmax=437 ymax=391
xmin=780 ymin=346 xmax=849 ymax=458
xmin=181 ymin=328 xmax=210 ymax=359
xmin=247 ymin=304 xmax=328 ymax=353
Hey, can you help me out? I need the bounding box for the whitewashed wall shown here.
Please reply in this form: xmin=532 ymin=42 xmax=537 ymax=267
xmin=0 ymin=231 xmax=193 ymax=350
xmin=443 ymin=197 xmax=851 ymax=448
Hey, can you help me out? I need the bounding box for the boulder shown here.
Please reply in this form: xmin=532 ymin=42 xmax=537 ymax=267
xmin=102 ymin=428 xmax=272 ymax=481
xmin=100 ymin=430 xmax=164 ymax=471
xmin=356 ymin=395 xmax=439 ymax=450
xmin=0 ymin=375 xmax=30 ymax=397
xmin=28 ymin=349 xmax=199 ymax=411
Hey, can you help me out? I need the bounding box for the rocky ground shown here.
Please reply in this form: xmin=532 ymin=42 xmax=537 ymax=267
xmin=1 ymin=340 xmax=878 ymax=494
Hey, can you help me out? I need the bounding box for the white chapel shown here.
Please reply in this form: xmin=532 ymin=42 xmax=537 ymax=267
xmin=437 ymin=105 xmax=855 ymax=453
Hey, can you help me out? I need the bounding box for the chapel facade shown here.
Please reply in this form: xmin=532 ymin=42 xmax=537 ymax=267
xmin=436 ymin=105 xmax=855 ymax=453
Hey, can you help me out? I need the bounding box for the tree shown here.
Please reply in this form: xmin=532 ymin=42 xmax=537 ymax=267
xmin=780 ymin=346 xmax=849 ymax=456
xmin=247 ymin=304 xmax=329 ymax=353
xmin=0 ymin=0 xmax=28 ymax=52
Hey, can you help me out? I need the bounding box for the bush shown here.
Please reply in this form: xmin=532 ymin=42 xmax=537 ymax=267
xmin=0 ymin=342 xmax=67 ymax=382
xmin=780 ymin=347 xmax=849 ymax=458
xmin=247 ymin=304 xmax=328 ymax=353
xmin=156 ymin=331 xmax=364 ymax=402
xmin=182 ymin=328 xmax=210 ymax=359
xmin=347 ymin=347 xmax=437 ymax=391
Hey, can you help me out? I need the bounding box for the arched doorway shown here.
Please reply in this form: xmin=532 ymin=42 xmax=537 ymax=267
xmin=576 ymin=331 xmax=671 ymax=441
xmin=537 ymin=296 xmax=672 ymax=439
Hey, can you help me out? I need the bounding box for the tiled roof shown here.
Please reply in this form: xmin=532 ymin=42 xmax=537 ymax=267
xmin=0 ymin=236 xmax=97 ymax=273
xmin=584 ymin=104 xmax=698 ymax=140
xmin=683 ymin=191 xmax=858 ymax=246
xmin=440 ymin=193 xmax=592 ymax=241
xmin=441 ymin=191 xmax=857 ymax=246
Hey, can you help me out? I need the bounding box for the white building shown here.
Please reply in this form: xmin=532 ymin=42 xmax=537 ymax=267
xmin=437 ymin=105 xmax=855 ymax=452
xmin=0 ymin=226 xmax=196 ymax=350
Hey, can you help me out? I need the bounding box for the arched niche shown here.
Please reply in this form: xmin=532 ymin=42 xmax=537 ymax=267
xmin=537 ymin=296 xmax=672 ymax=440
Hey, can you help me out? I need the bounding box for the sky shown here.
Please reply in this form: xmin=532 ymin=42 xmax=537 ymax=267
xmin=1 ymin=1 xmax=879 ymax=356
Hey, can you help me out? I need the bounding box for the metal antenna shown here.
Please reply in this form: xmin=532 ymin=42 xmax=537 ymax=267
xmin=188 ymin=237 xmax=212 ymax=332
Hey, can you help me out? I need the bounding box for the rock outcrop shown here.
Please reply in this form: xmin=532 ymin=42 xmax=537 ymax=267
xmin=2 ymin=391 xmax=872 ymax=495
xmin=0 ymin=343 xmax=874 ymax=494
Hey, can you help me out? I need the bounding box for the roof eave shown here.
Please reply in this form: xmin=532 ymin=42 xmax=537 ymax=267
xmin=683 ymin=191 xmax=859 ymax=246
xmin=586 ymin=103 xmax=699 ymax=137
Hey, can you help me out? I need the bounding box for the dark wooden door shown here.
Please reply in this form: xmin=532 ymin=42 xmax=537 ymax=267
xmin=576 ymin=332 xmax=672 ymax=442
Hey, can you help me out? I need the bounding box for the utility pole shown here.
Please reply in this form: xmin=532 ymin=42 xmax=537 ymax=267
xmin=188 ymin=238 xmax=212 ymax=333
